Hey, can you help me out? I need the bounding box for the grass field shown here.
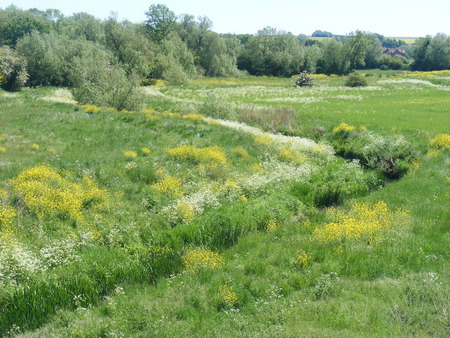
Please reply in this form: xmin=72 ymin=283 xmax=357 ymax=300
xmin=0 ymin=70 xmax=449 ymax=336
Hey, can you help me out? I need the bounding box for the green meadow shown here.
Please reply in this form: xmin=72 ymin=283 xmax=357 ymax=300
xmin=0 ymin=70 xmax=449 ymax=336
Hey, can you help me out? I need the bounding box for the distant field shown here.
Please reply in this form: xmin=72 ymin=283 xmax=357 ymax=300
xmin=307 ymin=36 xmax=418 ymax=44
xmin=389 ymin=37 xmax=418 ymax=44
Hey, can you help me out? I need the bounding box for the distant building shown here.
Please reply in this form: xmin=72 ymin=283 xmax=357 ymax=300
xmin=383 ymin=48 xmax=407 ymax=57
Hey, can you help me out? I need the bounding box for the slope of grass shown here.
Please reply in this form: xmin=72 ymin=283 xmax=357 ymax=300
xmin=1 ymin=71 xmax=449 ymax=336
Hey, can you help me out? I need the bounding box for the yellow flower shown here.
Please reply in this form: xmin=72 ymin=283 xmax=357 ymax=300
xmin=429 ymin=134 xmax=450 ymax=150
xmin=150 ymin=175 xmax=184 ymax=198
xmin=167 ymin=144 xmax=227 ymax=165
xmin=31 ymin=143 xmax=40 ymax=150
xmin=181 ymin=247 xmax=225 ymax=274
xmin=141 ymin=147 xmax=151 ymax=155
xmin=0 ymin=146 xmax=6 ymax=153
xmin=253 ymin=134 xmax=272 ymax=146
xmin=220 ymin=282 xmax=238 ymax=306
xmin=182 ymin=113 xmax=205 ymax=121
xmin=294 ymin=249 xmax=310 ymax=268
xmin=122 ymin=150 xmax=138 ymax=159
xmin=313 ymin=201 xmax=409 ymax=244
xmin=333 ymin=123 xmax=356 ymax=133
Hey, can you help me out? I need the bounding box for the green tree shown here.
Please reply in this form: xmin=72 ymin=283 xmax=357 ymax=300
xmin=0 ymin=6 xmax=51 ymax=46
xmin=61 ymin=12 xmax=105 ymax=43
xmin=344 ymin=30 xmax=369 ymax=71
xmin=317 ymin=39 xmax=348 ymax=75
xmin=151 ymin=32 xmax=197 ymax=85
xmin=412 ymin=33 xmax=450 ymax=71
xmin=144 ymin=4 xmax=176 ymax=42
xmin=0 ymin=45 xmax=28 ymax=91
xmin=238 ymin=27 xmax=305 ymax=76
xmin=103 ymin=17 xmax=154 ymax=77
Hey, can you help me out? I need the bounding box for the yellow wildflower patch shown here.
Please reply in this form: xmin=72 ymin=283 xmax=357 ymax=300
xmin=429 ymin=133 xmax=450 ymax=150
xmin=220 ymin=282 xmax=238 ymax=307
xmin=150 ymin=175 xmax=184 ymax=198
xmin=122 ymin=150 xmax=138 ymax=159
xmin=293 ymin=249 xmax=310 ymax=268
xmin=0 ymin=205 xmax=17 ymax=245
xmin=253 ymin=134 xmax=272 ymax=146
xmin=0 ymin=146 xmax=6 ymax=153
xmin=141 ymin=147 xmax=151 ymax=155
xmin=167 ymin=144 xmax=227 ymax=165
xmin=265 ymin=220 xmax=281 ymax=231
xmin=313 ymin=201 xmax=409 ymax=244
xmin=181 ymin=247 xmax=225 ymax=274
xmin=333 ymin=123 xmax=356 ymax=133
xmin=10 ymin=164 xmax=108 ymax=221
xmin=182 ymin=113 xmax=205 ymax=121
xmin=31 ymin=144 xmax=40 ymax=150
xmin=81 ymin=104 xmax=101 ymax=113
xmin=230 ymin=146 xmax=250 ymax=161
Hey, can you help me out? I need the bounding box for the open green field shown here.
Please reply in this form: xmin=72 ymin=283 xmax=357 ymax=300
xmin=0 ymin=71 xmax=449 ymax=336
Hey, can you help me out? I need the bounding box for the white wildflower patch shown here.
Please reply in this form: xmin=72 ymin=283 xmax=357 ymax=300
xmin=40 ymin=89 xmax=77 ymax=104
xmin=377 ymin=79 xmax=450 ymax=90
xmin=39 ymin=238 xmax=80 ymax=269
xmin=238 ymin=159 xmax=314 ymax=195
xmin=264 ymin=97 xmax=324 ymax=104
xmin=209 ymin=119 xmax=334 ymax=157
xmin=334 ymin=95 xmax=363 ymax=101
xmin=0 ymin=242 xmax=44 ymax=287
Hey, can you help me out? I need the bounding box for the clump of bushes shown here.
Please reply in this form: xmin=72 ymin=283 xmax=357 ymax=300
xmin=345 ymin=72 xmax=367 ymax=87
xmin=0 ymin=46 xmax=28 ymax=91
xmin=330 ymin=123 xmax=420 ymax=179
xmin=295 ymin=71 xmax=315 ymax=87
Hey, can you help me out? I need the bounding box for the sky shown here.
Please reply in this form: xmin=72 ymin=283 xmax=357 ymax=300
xmin=2 ymin=0 xmax=450 ymax=37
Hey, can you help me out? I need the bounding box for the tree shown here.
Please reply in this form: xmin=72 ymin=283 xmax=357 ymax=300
xmin=103 ymin=17 xmax=154 ymax=77
xmin=312 ymin=30 xmax=333 ymax=37
xmin=0 ymin=6 xmax=51 ymax=46
xmin=411 ymin=33 xmax=450 ymax=71
xmin=237 ymin=27 xmax=305 ymax=76
xmin=317 ymin=39 xmax=348 ymax=75
xmin=0 ymin=46 xmax=28 ymax=91
xmin=344 ymin=30 xmax=369 ymax=71
xmin=144 ymin=4 xmax=176 ymax=42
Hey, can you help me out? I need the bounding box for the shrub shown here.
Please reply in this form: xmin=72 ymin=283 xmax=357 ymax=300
xmin=0 ymin=46 xmax=28 ymax=91
xmin=295 ymin=71 xmax=315 ymax=87
xmin=345 ymin=72 xmax=367 ymax=87
xmin=199 ymin=92 xmax=237 ymax=120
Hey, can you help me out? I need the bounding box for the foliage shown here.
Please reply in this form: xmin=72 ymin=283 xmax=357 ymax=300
xmin=237 ymin=28 xmax=305 ymax=77
xmin=331 ymin=123 xmax=419 ymax=179
xmin=69 ymin=47 xmax=146 ymax=111
xmin=345 ymin=72 xmax=368 ymax=87
xmin=411 ymin=33 xmax=450 ymax=71
xmin=295 ymin=71 xmax=315 ymax=87
xmin=144 ymin=4 xmax=176 ymax=42
xmin=0 ymin=45 xmax=28 ymax=91
xmin=0 ymin=6 xmax=51 ymax=46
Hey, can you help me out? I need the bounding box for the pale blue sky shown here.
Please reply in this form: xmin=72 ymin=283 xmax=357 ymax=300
xmin=2 ymin=0 xmax=449 ymax=37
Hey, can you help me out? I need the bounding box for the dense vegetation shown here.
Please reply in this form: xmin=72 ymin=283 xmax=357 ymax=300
xmin=1 ymin=4 xmax=449 ymax=107
xmin=0 ymin=3 xmax=449 ymax=337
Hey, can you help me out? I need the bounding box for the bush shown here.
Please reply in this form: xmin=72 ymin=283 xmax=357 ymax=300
xmin=345 ymin=72 xmax=367 ymax=87
xmin=295 ymin=71 xmax=315 ymax=87
xmin=69 ymin=47 xmax=146 ymax=111
xmin=330 ymin=124 xmax=419 ymax=179
xmin=0 ymin=45 xmax=28 ymax=91
xmin=199 ymin=92 xmax=237 ymax=120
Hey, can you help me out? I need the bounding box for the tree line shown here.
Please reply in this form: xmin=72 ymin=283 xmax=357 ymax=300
xmin=0 ymin=4 xmax=449 ymax=107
